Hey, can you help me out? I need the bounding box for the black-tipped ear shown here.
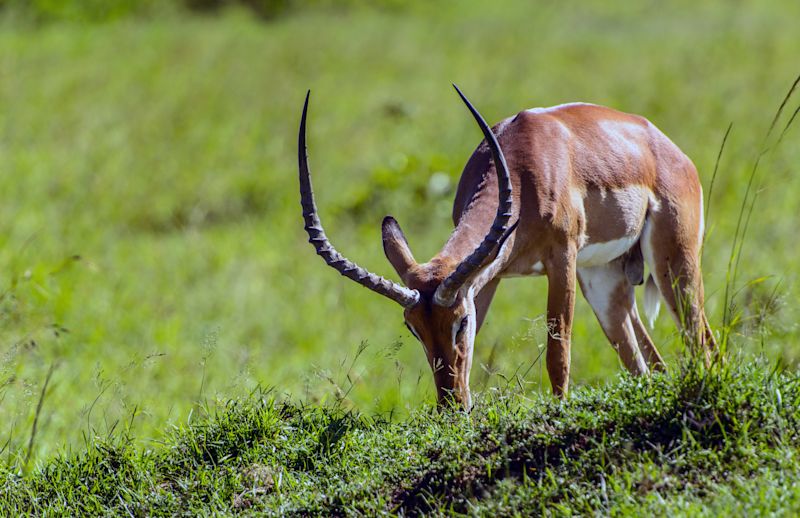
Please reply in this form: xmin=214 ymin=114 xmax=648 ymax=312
xmin=382 ymin=216 xmax=417 ymax=279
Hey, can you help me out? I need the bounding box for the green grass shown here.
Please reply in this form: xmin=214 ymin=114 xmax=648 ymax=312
xmin=1 ymin=0 xmax=800 ymax=491
xmin=2 ymin=360 xmax=800 ymax=515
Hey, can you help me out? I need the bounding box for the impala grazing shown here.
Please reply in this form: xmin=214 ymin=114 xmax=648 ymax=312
xmin=298 ymin=86 xmax=716 ymax=409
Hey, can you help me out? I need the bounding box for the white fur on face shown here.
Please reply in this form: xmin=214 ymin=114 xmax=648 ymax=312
xmin=451 ymin=315 xmax=463 ymax=352
xmin=450 ymin=293 xmax=477 ymax=353
xmin=459 ymin=288 xmax=478 ymax=409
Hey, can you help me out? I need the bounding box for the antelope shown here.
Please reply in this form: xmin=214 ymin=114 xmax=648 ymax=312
xmin=298 ymin=86 xmax=716 ymax=409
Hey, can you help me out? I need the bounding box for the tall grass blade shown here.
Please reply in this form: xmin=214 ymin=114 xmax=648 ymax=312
xmin=704 ymin=122 xmax=732 ymax=232
xmin=765 ymin=72 xmax=800 ymax=143
xmin=722 ymin=71 xmax=800 ymax=345
xmin=24 ymin=363 xmax=55 ymax=472
xmin=776 ymin=103 xmax=800 ymax=147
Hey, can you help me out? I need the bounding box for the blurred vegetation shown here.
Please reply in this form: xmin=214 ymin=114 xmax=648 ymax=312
xmin=0 ymin=0 xmax=799 ymax=465
xmin=0 ymin=0 xmax=410 ymax=23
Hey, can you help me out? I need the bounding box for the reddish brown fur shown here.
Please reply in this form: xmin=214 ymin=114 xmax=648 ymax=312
xmin=384 ymin=102 xmax=715 ymax=407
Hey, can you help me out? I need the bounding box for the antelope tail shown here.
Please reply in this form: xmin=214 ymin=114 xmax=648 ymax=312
xmin=643 ymin=274 xmax=661 ymax=329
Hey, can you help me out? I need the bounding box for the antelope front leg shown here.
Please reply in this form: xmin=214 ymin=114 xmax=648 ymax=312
xmin=544 ymin=244 xmax=577 ymax=398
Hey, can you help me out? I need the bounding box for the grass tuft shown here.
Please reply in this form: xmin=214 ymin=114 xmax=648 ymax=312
xmin=2 ymin=358 xmax=799 ymax=515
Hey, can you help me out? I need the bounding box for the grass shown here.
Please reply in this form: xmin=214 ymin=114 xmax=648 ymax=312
xmin=1 ymin=2 xmax=800 ymax=509
xmin=2 ymin=359 xmax=799 ymax=514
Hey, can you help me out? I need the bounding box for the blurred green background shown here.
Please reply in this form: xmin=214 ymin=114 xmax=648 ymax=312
xmin=1 ymin=0 xmax=799 ymax=462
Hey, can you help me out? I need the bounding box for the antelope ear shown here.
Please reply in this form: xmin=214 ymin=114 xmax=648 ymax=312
xmin=382 ymin=216 xmax=417 ymax=279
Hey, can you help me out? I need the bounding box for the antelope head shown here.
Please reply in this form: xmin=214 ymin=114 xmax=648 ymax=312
xmin=298 ymin=86 xmax=511 ymax=409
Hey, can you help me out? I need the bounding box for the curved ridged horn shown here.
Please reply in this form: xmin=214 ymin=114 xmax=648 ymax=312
xmin=434 ymin=85 xmax=513 ymax=307
xmin=298 ymin=91 xmax=420 ymax=308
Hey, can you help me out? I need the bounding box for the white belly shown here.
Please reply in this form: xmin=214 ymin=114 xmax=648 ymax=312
xmin=576 ymin=234 xmax=638 ymax=267
xmin=572 ymin=184 xmax=653 ymax=267
xmin=499 ymin=185 xmax=654 ymax=278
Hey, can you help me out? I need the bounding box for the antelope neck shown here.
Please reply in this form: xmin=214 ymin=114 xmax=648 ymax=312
xmin=436 ymin=173 xmax=507 ymax=277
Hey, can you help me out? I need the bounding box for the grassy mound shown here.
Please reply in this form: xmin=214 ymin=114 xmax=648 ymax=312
xmin=2 ymin=361 xmax=799 ymax=515
xmin=3 ymin=1 xmax=800 ymax=462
